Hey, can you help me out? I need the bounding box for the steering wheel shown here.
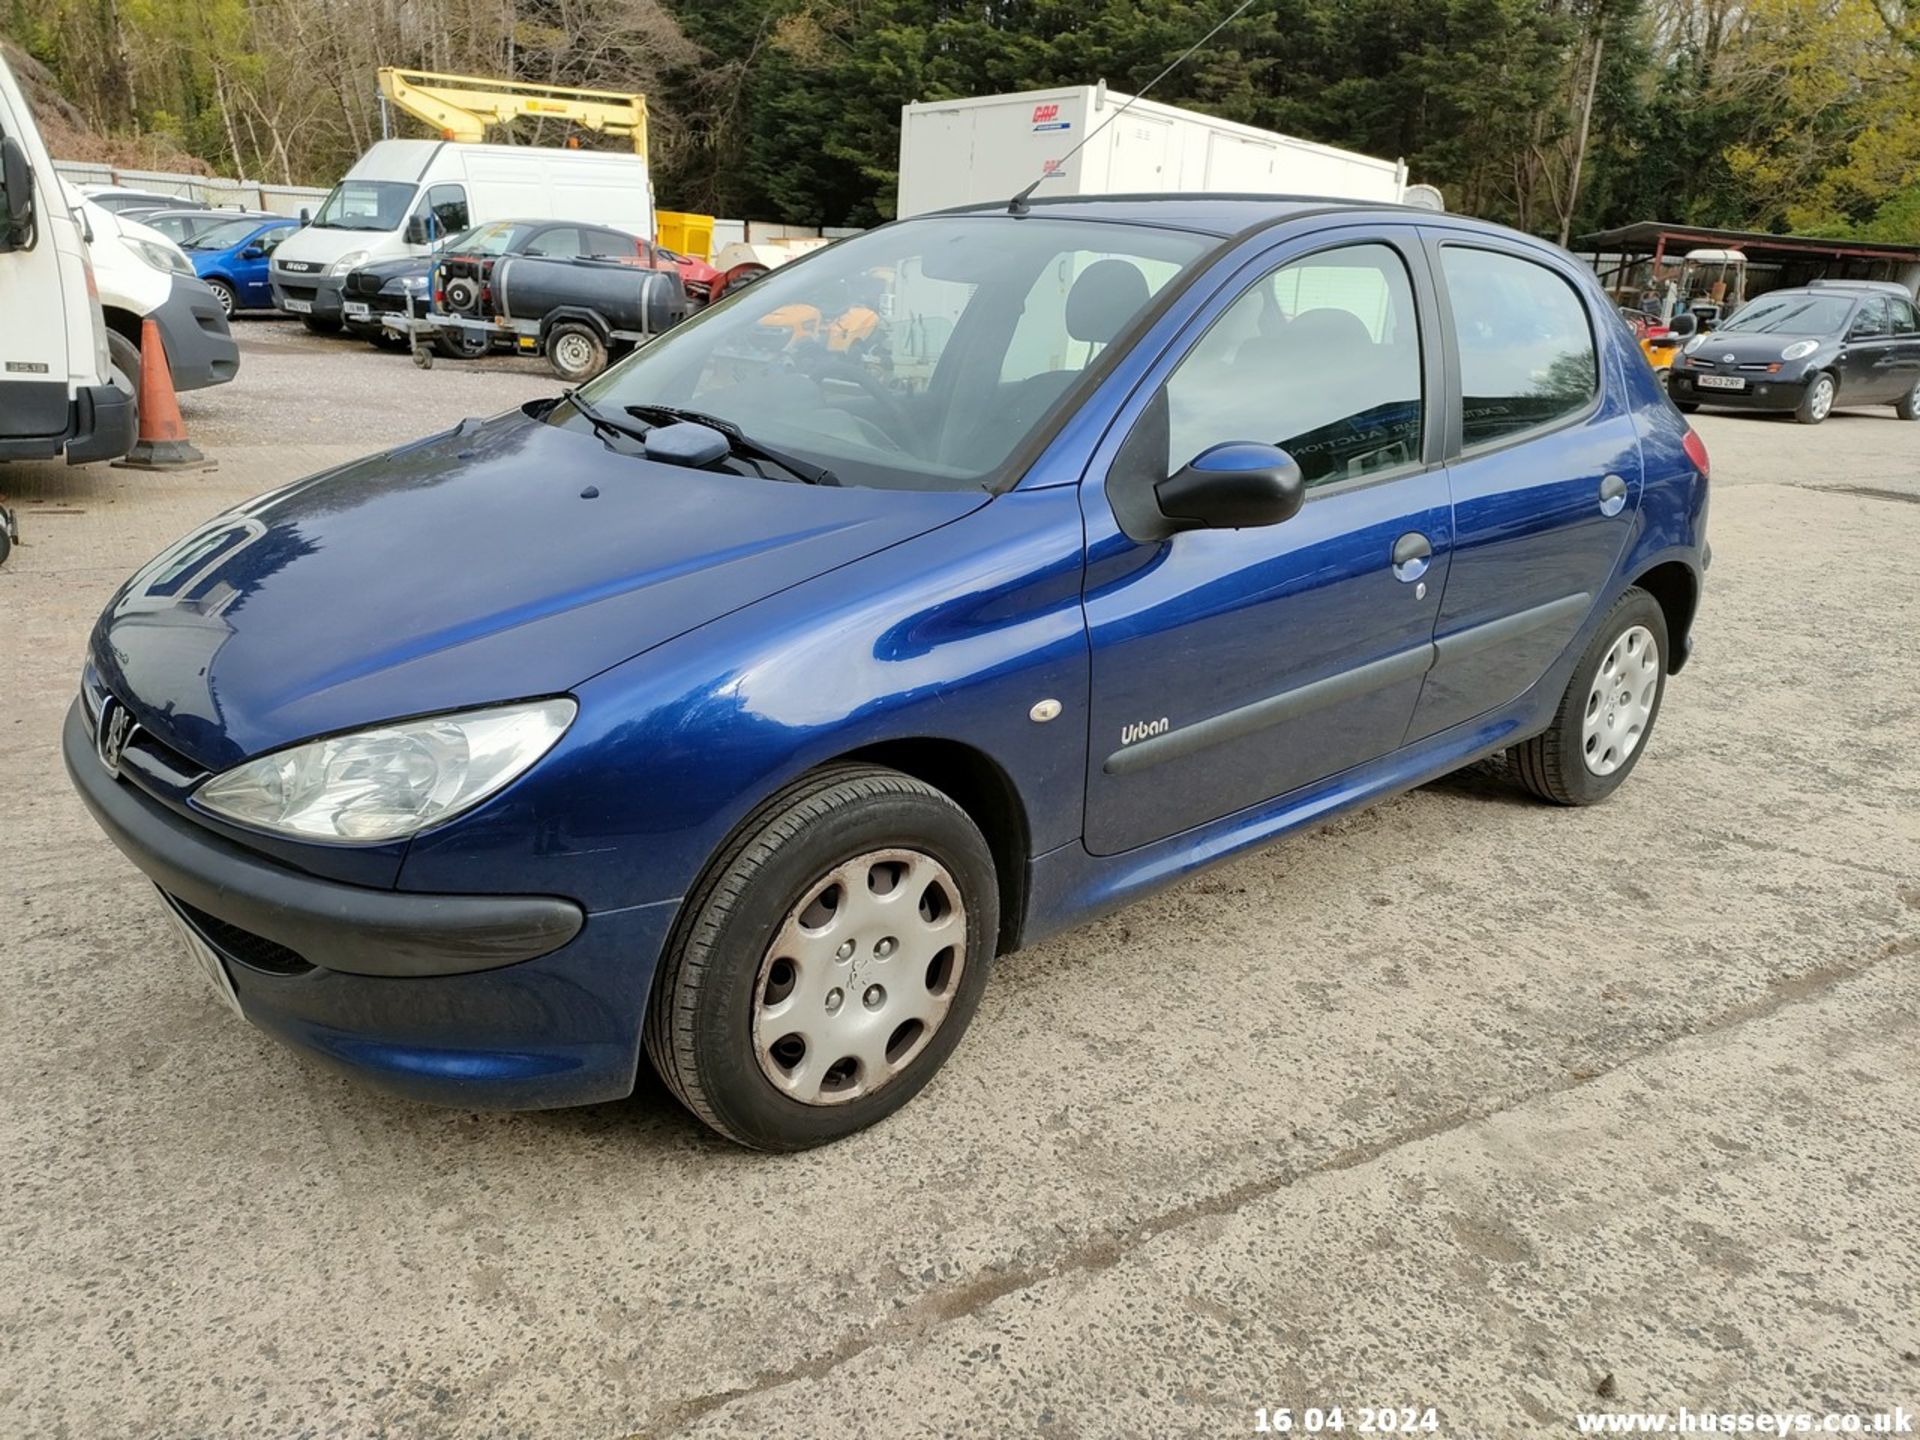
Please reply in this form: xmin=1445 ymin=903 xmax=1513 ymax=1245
xmin=795 ymin=349 xmax=912 ymax=442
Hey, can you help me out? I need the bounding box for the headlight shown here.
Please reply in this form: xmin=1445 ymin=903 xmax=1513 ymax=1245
xmin=402 ymin=274 xmax=428 ymax=289
xmin=195 ymin=698 xmax=576 ymax=842
xmin=1781 ymin=339 xmax=1819 ymax=361
xmin=1682 ymin=334 xmax=1707 ymax=355
xmin=329 ymin=249 xmax=369 ymax=276
xmin=132 ymin=238 xmax=194 ymax=276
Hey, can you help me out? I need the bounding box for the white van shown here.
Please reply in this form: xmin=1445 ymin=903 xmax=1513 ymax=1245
xmin=0 ymin=52 xmax=136 ymax=465
xmin=270 ymin=138 xmax=654 ymax=332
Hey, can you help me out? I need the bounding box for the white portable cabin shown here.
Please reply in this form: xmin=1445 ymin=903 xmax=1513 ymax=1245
xmin=897 ymin=84 xmax=1407 ymax=217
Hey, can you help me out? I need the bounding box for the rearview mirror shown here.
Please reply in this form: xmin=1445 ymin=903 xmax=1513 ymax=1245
xmin=0 ymin=135 xmax=35 ymax=252
xmin=1156 ymin=443 xmax=1305 ymax=531
xmin=1667 ymin=312 xmax=1699 ymax=339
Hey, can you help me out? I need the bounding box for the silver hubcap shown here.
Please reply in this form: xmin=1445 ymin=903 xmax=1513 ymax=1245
xmin=1810 ymin=377 xmax=1833 ymax=419
xmin=752 ymin=848 xmax=967 ymax=1105
xmin=555 ymin=334 xmax=592 ymax=372
xmin=214 ymin=285 xmax=232 ymax=315
xmin=1582 ymin=624 xmax=1659 ymax=776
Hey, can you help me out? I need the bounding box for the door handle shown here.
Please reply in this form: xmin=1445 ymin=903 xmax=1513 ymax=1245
xmin=1599 ymin=474 xmax=1628 ymax=518
xmin=1391 ymin=531 xmax=1431 ymax=582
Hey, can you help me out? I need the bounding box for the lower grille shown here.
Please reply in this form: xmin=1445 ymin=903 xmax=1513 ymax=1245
xmin=169 ymin=896 xmax=314 ymax=975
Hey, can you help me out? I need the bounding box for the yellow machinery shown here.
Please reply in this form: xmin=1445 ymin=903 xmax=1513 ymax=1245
xmin=376 ymin=67 xmax=649 ymax=157
xmin=374 ymin=68 xmax=719 ymax=258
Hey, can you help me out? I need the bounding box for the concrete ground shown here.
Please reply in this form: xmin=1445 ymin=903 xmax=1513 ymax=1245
xmin=1 ymin=321 xmax=1916 ymax=1439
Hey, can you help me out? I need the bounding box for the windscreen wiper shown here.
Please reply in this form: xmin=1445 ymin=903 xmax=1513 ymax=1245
xmin=564 ymin=390 xmax=651 ymax=447
xmin=625 ymin=403 xmax=840 ymax=486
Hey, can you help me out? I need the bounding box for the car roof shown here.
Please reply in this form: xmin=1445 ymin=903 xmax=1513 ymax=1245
xmin=932 ymin=192 xmax=1458 ymax=239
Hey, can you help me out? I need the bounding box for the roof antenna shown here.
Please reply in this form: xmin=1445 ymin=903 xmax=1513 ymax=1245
xmin=1008 ymin=0 xmax=1259 ymax=215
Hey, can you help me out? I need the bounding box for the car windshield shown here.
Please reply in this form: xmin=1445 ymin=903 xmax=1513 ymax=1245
xmin=311 ymin=180 xmax=415 ymax=232
xmin=564 ymin=215 xmax=1210 ymax=491
xmin=187 ymin=217 xmax=272 ymax=250
xmin=1721 ymin=293 xmax=1854 ymax=335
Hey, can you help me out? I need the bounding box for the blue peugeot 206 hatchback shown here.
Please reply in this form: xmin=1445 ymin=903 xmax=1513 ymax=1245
xmin=69 ymin=196 xmax=1709 ymax=1150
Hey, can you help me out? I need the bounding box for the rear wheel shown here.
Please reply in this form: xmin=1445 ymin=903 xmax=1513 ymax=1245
xmin=644 ymin=764 xmax=998 ymax=1150
xmin=1896 ymin=377 xmax=1920 ymax=421
xmin=1511 ymin=587 xmax=1669 ymax=806
xmin=1795 ymin=371 xmax=1835 ymax=425
xmin=545 ymin=321 xmax=608 ymax=382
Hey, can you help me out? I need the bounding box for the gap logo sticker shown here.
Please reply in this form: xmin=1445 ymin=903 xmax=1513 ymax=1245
xmin=1031 ymin=103 xmax=1072 ymax=132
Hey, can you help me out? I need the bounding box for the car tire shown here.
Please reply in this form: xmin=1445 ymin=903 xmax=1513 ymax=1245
xmin=1795 ymin=371 xmax=1835 ymax=425
xmin=1510 ymin=587 xmax=1670 ymax=807
xmin=105 ymin=329 xmax=141 ymax=405
xmin=1896 ymin=377 xmax=1920 ymax=421
xmin=545 ymin=321 xmax=608 ymax=383
xmin=206 ymin=279 xmax=236 ymax=317
xmin=432 ymin=326 xmax=490 ymax=360
xmin=644 ymin=764 xmax=999 ymax=1151
xmin=300 ymin=314 xmax=342 ymax=335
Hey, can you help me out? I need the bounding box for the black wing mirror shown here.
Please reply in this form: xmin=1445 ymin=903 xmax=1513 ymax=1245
xmin=0 ymin=135 xmax=35 ymax=253
xmin=1666 ymin=312 xmax=1698 ymax=339
xmin=404 ymin=213 xmax=431 ymax=245
xmin=1156 ymin=443 xmax=1306 ymax=531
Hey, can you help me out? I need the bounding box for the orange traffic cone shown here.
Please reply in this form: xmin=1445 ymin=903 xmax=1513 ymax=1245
xmin=112 ymin=316 xmax=214 ymax=472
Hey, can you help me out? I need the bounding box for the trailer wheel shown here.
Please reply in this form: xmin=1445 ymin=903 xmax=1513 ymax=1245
xmin=547 ymin=321 xmax=609 ymax=383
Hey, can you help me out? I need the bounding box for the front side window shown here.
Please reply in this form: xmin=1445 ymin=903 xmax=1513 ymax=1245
xmin=1849 ymin=298 xmax=1890 ymax=338
xmin=565 ymin=216 xmax=1208 ymax=491
xmin=1441 ymin=246 xmax=1598 ymax=448
xmin=312 ymin=180 xmax=416 ymax=232
xmin=1163 ymin=242 xmax=1424 ymax=487
xmin=523 ymin=227 xmax=584 ymax=259
xmin=421 ymin=184 xmax=469 ymax=239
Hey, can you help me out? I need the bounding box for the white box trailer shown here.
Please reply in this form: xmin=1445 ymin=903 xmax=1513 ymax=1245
xmin=898 ymin=84 xmax=1407 ymax=217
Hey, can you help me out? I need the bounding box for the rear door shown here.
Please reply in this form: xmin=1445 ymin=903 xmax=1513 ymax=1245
xmin=1889 ymin=295 xmax=1920 ymax=403
xmin=1406 ymin=233 xmax=1643 ymax=742
xmin=1081 ymin=228 xmax=1452 ymax=855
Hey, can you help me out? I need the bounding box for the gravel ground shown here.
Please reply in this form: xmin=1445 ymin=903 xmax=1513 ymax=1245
xmin=2 ymin=321 xmax=1916 ymax=1439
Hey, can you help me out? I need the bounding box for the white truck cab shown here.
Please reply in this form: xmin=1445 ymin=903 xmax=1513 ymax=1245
xmin=270 ymin=138 xmax=654 ymax=332
xmin=0 ymin=53 xmax=136 ymax=465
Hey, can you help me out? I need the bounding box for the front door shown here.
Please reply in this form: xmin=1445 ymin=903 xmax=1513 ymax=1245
xmin=1405 ymin=235 xmax=1644 ymax=741
xmin=1081 ymin=232 xmax=1451 ymax=855
xmin=1840 ymin=297 xmax=1904 ymax=401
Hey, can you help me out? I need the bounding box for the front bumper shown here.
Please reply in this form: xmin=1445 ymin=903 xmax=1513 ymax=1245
xmin=271 ymin=270 xmax=346 ymax=321
xmin=1666 ymin=366 xmax=1809 ymax=412
xmin=0 ymin=380 xmax=136 ymax=465
xmin=151 ymin=277 xmax=240 ymax=391
xmin=64 ymin=700 xmax=675 ymax=1108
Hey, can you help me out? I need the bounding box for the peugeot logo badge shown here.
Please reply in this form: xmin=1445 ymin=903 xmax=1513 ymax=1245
xmin=97 ymin=699 xmax=136 ymax=778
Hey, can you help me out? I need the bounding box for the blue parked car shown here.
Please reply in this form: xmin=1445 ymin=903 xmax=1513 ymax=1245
xmin=184 ymin=214 xmax=300 ymax=315
xmin=68 ymin=196 xmax=1709 ymax=1150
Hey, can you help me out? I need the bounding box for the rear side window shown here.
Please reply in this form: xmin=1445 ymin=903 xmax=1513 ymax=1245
xmin=1441 ymin=246 xmax=1598 ymax=449
xmin=585 ymin=228 xmax=637 ymax=259
xmin=1892 ymin=297 xmax=1919 ymax=335
xmin=1164 ymin=241 xmax=1424 ymax=487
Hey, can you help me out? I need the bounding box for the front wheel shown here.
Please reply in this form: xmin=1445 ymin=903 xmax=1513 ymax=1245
xmin=206 ymin=279 xmax=236 ymax=317
xmin=300 ymin=314 xmax=341 ymax=336
xmin=644 ymin=765 xmax=999 ymax=1150
xmin=1510 ymin=588 xmax=1669 ymax=806
xmin=1795 ymin=371 xmax=1835 ymax=425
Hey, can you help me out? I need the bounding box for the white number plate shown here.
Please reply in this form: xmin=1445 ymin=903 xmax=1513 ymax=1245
xmin=343 ymin=301 xmax=371 ymax=319
xmin=157 ymin=890 xmax=244 ymax=1018
xmin=1696 ymin=373 xmax=1745 ymax=390
xmin=282 ymin=298 xmax=313 ymax=314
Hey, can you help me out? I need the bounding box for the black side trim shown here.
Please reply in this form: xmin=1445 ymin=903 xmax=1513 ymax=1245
xmin=1103 ymin=643 xmax=1433 ymax=777
xmin=1432 ymin=592 xmax=1590 ymax=665
xmin=63 ymin=701 xmax=583 ymax=977
xmin=1100 ymin=591 xmax=1593 ymax=778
